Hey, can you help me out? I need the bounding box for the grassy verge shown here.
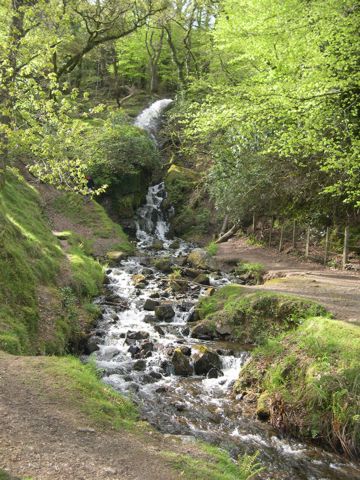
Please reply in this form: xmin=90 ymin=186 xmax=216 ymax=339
xmin=51 ymin=192 xmax=134 ymax=254
xmin=0 ymin=169 xmax=63 ymax=354
xmin=0 ymin=168 xmax=131 ymax=355
xmin=235 ymin=317 xmax=360 ymax=458
xmin=41 ymin=356 xmax=138 ymax=429
xmin=194 ymin=285 xmax=328 ymax=343
xmin=165 ymin=443 xmax=262 ymax=480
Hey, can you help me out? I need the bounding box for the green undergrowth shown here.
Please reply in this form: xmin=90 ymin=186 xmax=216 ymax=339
xmin=0 ymin=169 xmax=129 ymax=355
xmin=236 ymin=317 xmax=360 ymax=458
xmin=166 ymin=443 xmax=263 ymax=480
xmin=0 ymin=169 xmax=63 ymax=354
xmin=164 ymin=163 xmax=212 ymax=241
xmin=206 ymin=241 xmax=219 ymax=256
xmin=195 ymin=285 xmax=328 ymax=343
xmin=234 ymin=262 xmax=265 ymax=284
xmin=43 ymin=356 xmax=138 ymax=429
xmin=51 ymin=192 xmax=133 ymax=253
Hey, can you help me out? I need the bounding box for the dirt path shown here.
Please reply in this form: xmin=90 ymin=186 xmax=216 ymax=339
xmin=216 ymin=237 xmax=360 ymax=324
xmin=0 ymin=354 xmax=189 ymax=480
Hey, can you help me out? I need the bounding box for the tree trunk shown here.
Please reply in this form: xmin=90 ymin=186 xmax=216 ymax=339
xmin=215 ymin=224 xmax=239 ymax=244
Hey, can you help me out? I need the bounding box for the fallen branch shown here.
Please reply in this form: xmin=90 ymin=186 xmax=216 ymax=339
xmin=215 ymin=224 xmax=240 ymax=244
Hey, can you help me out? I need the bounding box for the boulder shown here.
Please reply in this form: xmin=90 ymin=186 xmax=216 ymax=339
xmin=133 ymin=359 xmax=146 ymax=371
xmin=207 ymin=368 xmax=224 ymax=379
xmin=132 ymin=274 xmax=147 ymax=287
xmin=128 ymin=345 xmax=140 ymax=358
xmin=151 ymin=257 xmax=173 ymax=273
xmin=150 ymin=239 xmax=164 ymax=251
xmin=144 ymin=314 xmax=156 ymax=323
xmin=192 ymin=347 xmax=222 ymax=375
xmin=155 ymin=304 xmax=175 ymax=322
xmin=143 ymin=298 xmax=160 ymax=311
xmin=106 ymin=251 xmax=128 ymax=262
xmin=187 ymin=248 xmax=218 ymax=271
xmin=191 ymin=321 xmax=216 ymax=340
xmin=170 ymin=239 xmax=181 ymax=249
xmin=126 ymin=330 xmax=149 ymax=340
xmin=86 ymin=336 xmax=100 ymax=354
xmin=179 ymin=345 xmax=191 ymax=356
xmin=172 ymin=349 xmax=193 ymax=376
xmin=215 ymin=321 xmax=233 ymax=337
xmin=194 ymin=273 xmax=210 ymax=286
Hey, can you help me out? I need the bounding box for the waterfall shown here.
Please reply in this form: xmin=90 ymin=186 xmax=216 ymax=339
xmin=134 ymin=99 xmax=173 ymax=247
xmin=134 ymin=98 xmax=173 ymax=140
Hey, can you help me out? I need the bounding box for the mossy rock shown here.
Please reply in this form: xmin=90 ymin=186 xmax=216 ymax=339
xmin=151 ymin=257 xmax=173 ymax=273
xmin=106 ymin=251 xmax=129 ymax=262
xmin=188 ymin=248 xmax=218 ymax=271
xmin=193 ymin=285 xmax=329 ymax=344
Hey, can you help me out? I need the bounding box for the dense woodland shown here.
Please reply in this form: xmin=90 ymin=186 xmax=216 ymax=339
xmin=0 ymin=0 xmax=359 ymax=231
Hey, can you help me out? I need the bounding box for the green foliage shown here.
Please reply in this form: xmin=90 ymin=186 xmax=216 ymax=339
xmin=236 ymin=317 xmax=360 ymax=458
xmin=166 ymin=444 xmax=263 ymax=480
xmin=89 ymin=112 xmax=160 ymax=188
xmin=235 ymin=262 xmax=265 ymax=284
xmin=175 ymin=0 xmax=359 ymax=225
xmin=196 ymin=286 xmax=329 ymax=343
xmin=206 ymin=241 xmax=219 ymax=256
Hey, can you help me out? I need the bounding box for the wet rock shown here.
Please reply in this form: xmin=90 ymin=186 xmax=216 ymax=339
xmin=142 ymin=268 xmax=154 ymax=275
xmin=106 ymin=268 xmax=112 ymax=274
xmin=144 ymin=298 xmax=160 ymax=311
xmin=151 ymin=257 xmax=173 ymax=273
xmin=106 ymin=251 xmax=128 ymax=263
xmin=126 ymin=330 xmax=150 ymax=340
xmin=206 ymin=287 xmax=216 ymax=296
xmin=179 ymin=346 xmax=191 ymax=356
xmin=179 ymin=302 xmax=194 ymax=312
xmin=155 ymin=304 xmax=175 ymax=322
xmin=193 ymin=273 xmax=211 ymax=286
xmin=207 ymin=368 xmax=224 ymax=379
xmin=133 ymin=360 xmax=146 ymax=371
xmin=86 ymin=337 xmax=100 ymax=354
xmin=160 ymin=360 xmax=172 ymax=376
xmin=181 ymin=326 xmax=190 ymax=336
xmin=174 ymin=402 xmax=186 ymax=411
xmin=154 ymin=325 xmax=165 ymax=336
xmin=149 ymin=291 xmax=160 ymax=299
xmin=144 ymin=315 xmax=156 ymax=323
xmin=191 ymin=322 xmax=216 ymax=340
xmin=170 ymin=239 xmax=181 ymax=249
xmin=103 ymin=276 xmax=111 ymax=285
xmin=187 ymin=248 xmax=218 ymax=271
xmin=141 ymin=374 xmax=157 ymax=384
xmin=132 ymin=274 xmax=148 ymax=287
xmin=127 ymin=383 xmax=140 ymax=393
xmin=215 ymin=321 xmax=233 ymax=337
xmin=172 ymin=349 xmax=193 ymax=377
xmin=150 ymin=239 xmax=164 ymax=250
xmin=192 ymin=347 xmax=222 ymax=375
xmin=128 ymin=345 xmax=140 ymax=358
xmin=156 ymin=386 xmax=167 ymax=393
xmin=140 ymin=341 xmax=154 ymax=355
xmin=149 ymin=371 xmax=162 ymax=380
xmin=101 ymin=347 xmax=121 ymax=360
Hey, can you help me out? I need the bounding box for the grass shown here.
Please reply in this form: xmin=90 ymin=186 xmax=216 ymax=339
xmin=51 ymin=192 xmax=133 ymax=253
xmin=234 ymin=262 xmax=265 ymax=284
xmin=195 ymin=285 xmax=328 ymax=343
xmin=166 ymin=443 xmax=263 ymax=480
xmin=236 ymin=317 xmax=360 ymax=458
xmin=206 ymin=241 xmax=219 ymax=256
xmin=0 ymin=169 xmax=130 ymax=355
xmin=43 ymin=356 xmax=138 ymax=429
xmin=0 ymin=169 xmax=63 ymax=354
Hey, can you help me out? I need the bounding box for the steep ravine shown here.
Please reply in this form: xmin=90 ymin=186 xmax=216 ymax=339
xmin=89 ymin=101 xmax=360 ymax=480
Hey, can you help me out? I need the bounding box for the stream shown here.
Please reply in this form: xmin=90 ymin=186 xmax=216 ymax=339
xmin=90 ymin=100 xmax=360 ymax=480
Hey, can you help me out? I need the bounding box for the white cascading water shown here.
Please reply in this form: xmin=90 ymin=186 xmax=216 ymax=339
xmin=89 ymin=101 xmax=360 ymax=480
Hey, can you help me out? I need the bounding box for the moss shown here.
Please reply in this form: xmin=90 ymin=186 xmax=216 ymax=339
xmin=195 ymin=285 xmax=328 ymax=343
xmin=236 ymin=317 xmax=360 ymax=458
